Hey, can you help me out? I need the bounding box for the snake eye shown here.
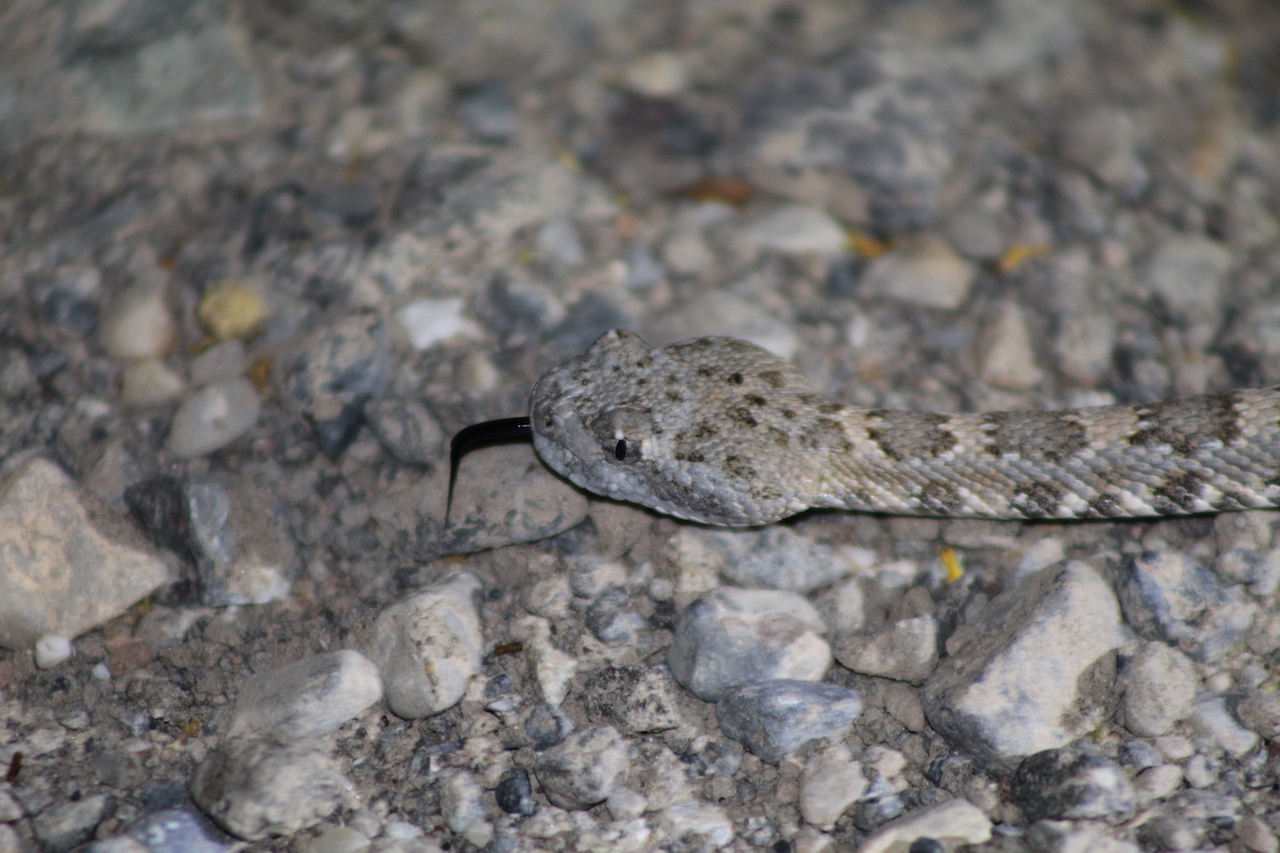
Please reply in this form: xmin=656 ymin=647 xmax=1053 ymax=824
xmin=614 ymin=439 xmax=627 ymax=460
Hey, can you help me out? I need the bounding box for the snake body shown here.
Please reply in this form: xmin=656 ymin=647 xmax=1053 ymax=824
xmin=528 ymin=330 xmax=1280 ymax=526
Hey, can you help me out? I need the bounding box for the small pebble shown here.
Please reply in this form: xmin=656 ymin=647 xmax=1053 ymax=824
xmin=671 ymin=526 xmax=874 ymax=593
xmin=1236 ymin=688 xmax=1280 ymax=738
xmin=535 ymin=217 xmax=585 ymax=267
xmin=1060 ymin=107 xmax=1147 ymax=191
xmin=395 ymin=298 xmax=470 ymax=351
xmin=439 ymin=771 xmax=492 ymax=848
xmin=524 ymin=701 xmax=574 ymax=750
xmin=743 ymin=204 xmax=847 ymax=256
xmin=856 ymin=799 xmax=992 ymax=853
xmin=799 ymin=742 xmax=866 ymax=830
xmin=496 ymin=768 xmax=538 ymax=816
xmin=120 ymin=359 xmax=185 ymax=406
xmin=369 ymin=573 xmax=484 ymax=719
xmin=666 ymin=586 xmax=831 ymax=702
xmin=622 ymin=52 xmax=688 ymax=98
xmin=1121 ymin=641 xmax=1199 ymax=737
xmin=1133 ymin=764 xmax=1183 ymax=805
xmin=308 ymin=825 xmax=370 ymax=853
xmin=364 ymin=399 xmax=445 ymax=466
xmin=1237 ymin=816 xmax=1280 ymax=853
xmin=653 ymin=802 xmax=734 ymax=849
xmin=862 ymin=235 xmax=974 ymax=310
xmin=1143 ymin=234 xmax=1232 ymax=322
xmin=190 ymin=733 xmax=348 ymax=841
xmin=198 ymin=282 xmax=267 ymax=341
xmin=1191 ymin=692 xmax=1259 ymax=757
xmin=533 ymin=726 xmax=628 ymax=810
xmin=516 ymin=615 xmax=578 ymax=705
xmin=166 ymin=377 xmax=262 ymax=458
xmin=1010 ymin=746 xmax=1135 ymax=822
xmin=717 ymin=679 xmax=861 ymax=764
xmin=34 ymin=635 xmax=74 ymax=669
xmin=190 ymin=339 xmax=249 ymax=385
xmin=42 ymin=289 xmax=99 ymax=337
xmin=100 ymin=284 xmax=177 ymax=361
xmin=458 ymin=81 xmax=518 ymax=142
xmin=229 ymin=650 xmax=383 ymax=738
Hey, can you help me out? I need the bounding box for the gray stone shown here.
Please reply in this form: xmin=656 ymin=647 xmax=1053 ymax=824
xmin=495 ymin=768 xmax=537 ymax=816
xmin=653 ymin=802 xmax=735 ymax=849
xmin=1011 ymin=746 xmax=1135 ymax=822
xmin=645 ymin=292 xmax=799 ymax=363
xmin=669 ymin=526 xmax=873 ymax=593
xmin=862 ymin=235 xmax=974 ymax=310
xmin=1214 ymin=548 xmax=1280 ymax=598
xmin=124 ymin=807 xmax=236 ymax=853
xmin=666 ymin=587 xmax=831 ymax=702
xmin=716 ymin=679 xmax=861 ymax=764
xmin=581 ymin=664 xmax=680 ymax=735
xmin=369 ymin=573 xmax=483 ymax=719
xmin=458 ymin=81 xmax=518 ymax=142
xmin=1118 ymin=550 xmax=1254 ymax=662
xmin=1060 ymin=107 xmax=1147 ymax=192
xmin=167 ymin=378 xmax=262 ymax=458
xmin=276 ymin=309 xmax=390 ymax=458
xmin=0 ymin=458 xmax=169 ymax=650
xmin=229 ymin=650 xmax=383 ymax=739
xmin=533 ymin=726 xmax=628 ymax=810
xmin=535 ymin=217 xmax=585 ymax=268
xmin=1121 ymin=641 xmax=1199 ymax=737
xmin=185 ymin=473 xmax=299 ymax=607
xmin=856 ymin=799 xmax=992 ymax=853
xmin=922 ymin=561 xmax=1126 ymax=768
xmin=32 ymin=793 xmax=114 ymax=853
xmin=977 ymin=301 xmax=1043 ymax=392
xmin=364 ymin=399 xmax=446 ymax=466
xmin=523 ymin=701 xmax=574 ymax=750
xmin=584 ymin=588 xmax=647 ymax=646
xmin=190 ymin=734 xmax=347 ymax=841
xmin=439 ymin=770 xmax=492 ymax=848
xmin=384 ymin=443 xmax=588 ymax=560
xmin=189 ymin=340 xmax=248 ymax=386
xmin=834 ymin=614 xmax=938 ymax=685
xmin=1236 ymin=688 xmax=1280 ymax=739
xmin=99 ymin=283 xmax=176 ymax=362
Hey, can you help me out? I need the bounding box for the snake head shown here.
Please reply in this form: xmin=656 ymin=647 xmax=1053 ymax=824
xmin=529 ymin=329 xmax=813 ymax=525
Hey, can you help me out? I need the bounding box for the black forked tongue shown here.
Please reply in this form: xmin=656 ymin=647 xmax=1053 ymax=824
xmin=446 ymin=417 xmax=532 ymax=525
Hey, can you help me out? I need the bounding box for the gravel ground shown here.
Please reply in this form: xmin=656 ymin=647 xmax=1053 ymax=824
xmin=4 ymin=1 xmax=1280 ymax=851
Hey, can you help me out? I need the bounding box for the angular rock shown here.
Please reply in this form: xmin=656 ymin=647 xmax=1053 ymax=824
xmin=742 ymin=204 xmax=848 ymax=256
xmin=1118 ymin=550 xmax=1254 ymax=663
xmin=32 ymin=793 xmax=114 ymax=853
xmin=190 ymin=734 xmax=347 ymax=841
xmin=799 ymin=742 xmax=866 ymax=830
xmin=1011 ymin=746 xmax=1135 ymax=822
xmin=669 ymin=526 xmax=873 ymax=593
xmin=922 ymin=561 xmax=1126 ymax=768
xmin=184 ymin=473 xmax=300 ymax=606
xmin=0 ymin=458 xmax=169 ymax=650
xmin=276 ymin=309 xmax=390 ymax=458
xmin=369 ymin=572 xmax=483 ymax=718
xmin=834 ymin=614 xmax=938 ymax=685
xmin=862 ymin=235 xmax=974 ymax=310
xmin=717 ymin=679 xmax=861 ymax=764
xmin=667 ymin=587 xmax=831 ymax=702
xmin=1121 ymin=641 xmax=1198 ymax=737
xmin=229 ymin=650 xmax=383 ymax=738
xmin=533 ymin=726 xmax=628 ymax=810
xmin=364 ymin=399 xmax=445 ymax=466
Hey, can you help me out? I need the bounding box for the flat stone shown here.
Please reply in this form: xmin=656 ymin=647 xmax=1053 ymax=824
xmin=100 ymin=284 xmax=176 ymax=362
xmin=190 ymin=340 xmax=249 ymax=386
xmin=653 ymin=802 xmax=734 ymax=849
xmin=167 ymin=377 xmax=262 ymax=458
xmin=622 ymin=52 xmax=689 ymax=98
xmin=1060 ymin=107 xmax=1147 ymax=192
xmin=667 ymin=587 xmax=831 ymax=702
xmin=799 ymin=742 xmax=866 ymax=830
xmin=368 ymin=573 xmax=484 ymax=719
xmin=123 ymin=807 xmax=237 ymax=853
xmin=190 ymin=734 xmax=347 ymax=841
xmin=1236 ymin=688 xmax=1280 ymax=739
xmin=716 ymin=679 xmax=861 ymax=764
xmin=581 ymin=664 xmax=680 ymax=735
xmin=394 ymin=298 xmax=472 ymax=351
xmin=364 ymin=399 xmax=445 ymax=466
xmin=742 ymin=204 xmax=848 ymax=256
xmin=669 ymin=526 xmax=874 ymax=593
xmin=120 ymin=359 xmax=185 ymax=407
xmin=0 ymin=458 xmax=169 ymax=650
xmin=533 ymin=726 xmax=628 ymax=810
xmin=922 ymin=561 xmax=1126 ymax=768
xmin=645 ymin=292 xmax=799 ymax=362
xmin=229 ymin=650 xmax=383 ymax=738
xmin=856 ymin=798 xmax=992 ymax=853
xmin=1143 ymin=234 xmax=1232 ymax=322
xmin=1191 ymin=692 xmax=1259 ymax=757
xmin=978 ymin=301 xmax=1043 ymax=392
xmin=32 ymin=793 xmax=114 ymax=853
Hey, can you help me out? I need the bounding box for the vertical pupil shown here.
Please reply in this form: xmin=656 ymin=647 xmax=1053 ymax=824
xmin=614 ymin=439 xmax=627 ymax=460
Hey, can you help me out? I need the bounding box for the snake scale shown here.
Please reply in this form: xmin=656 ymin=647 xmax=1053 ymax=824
xmin=508 ymin=329 xmax=1280 ymax=526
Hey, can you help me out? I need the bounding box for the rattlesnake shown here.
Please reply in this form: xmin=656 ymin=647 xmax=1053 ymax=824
xmin=455 ymin=329 xmax=1280 ymax=527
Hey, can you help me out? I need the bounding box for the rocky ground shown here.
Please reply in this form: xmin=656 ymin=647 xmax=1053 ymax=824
xmin=3 ymin=0 xmax=1280 ymax=851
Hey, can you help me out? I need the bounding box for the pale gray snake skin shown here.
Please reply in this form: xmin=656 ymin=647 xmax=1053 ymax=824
xmin=528 ymin=329 xmax=1280 ymax=526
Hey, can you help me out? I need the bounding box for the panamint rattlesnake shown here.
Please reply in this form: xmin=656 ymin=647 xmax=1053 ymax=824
xmin=452 ymin=329 xmax=1280 ymax=527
